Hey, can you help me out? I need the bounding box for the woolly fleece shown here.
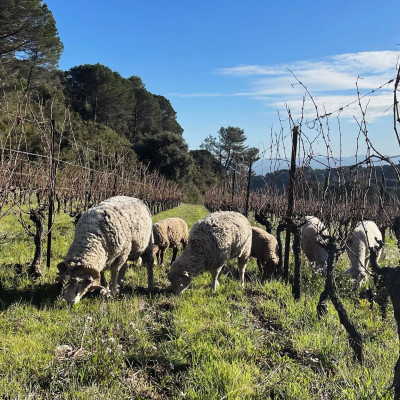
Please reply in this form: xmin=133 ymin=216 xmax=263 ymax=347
xmin=250 ymin=226 xmax=279 ymax=278
xmin=153 ymin=217 xmax=189 ymax=264
xmin=59 ymin=196 xmax=154 ymax=302
xmin=168 ymin=211 xmax=252 ymax=293
xmin=345 ymin=220 xmax=382 ymax=281
xmin=301 ymin=216 xmax=329 ymax=271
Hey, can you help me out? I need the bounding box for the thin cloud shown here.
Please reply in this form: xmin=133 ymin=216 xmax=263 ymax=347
xmin=219 ymin=50 xmax=399 ymax=121
xmin=168 ymin=92 xmax=225 ymax=98
xmin=218 ymin=51 xmax=399 ymax=78
xmin=217 ymin=64 xmax=284 ymax=76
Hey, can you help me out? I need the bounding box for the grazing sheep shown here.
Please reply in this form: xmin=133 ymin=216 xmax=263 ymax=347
xmin=250 ymin=227 xmax=279 ymax=280
xmin=153 ymin=217 xmax=189 ymax=265
xmin=167 ymin=211 xmax=252 ymax=294
xmin=57 ymin=196 xmax=154 ymax=305
xmin=301 ymin=216 xmax=329 ymax=272
xmin=344 ymin=220 xmax=382 ymax=283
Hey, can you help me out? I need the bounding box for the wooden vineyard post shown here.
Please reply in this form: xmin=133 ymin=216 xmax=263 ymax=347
xmin=245 ymin=159 xmax=252 ymax=217
xmin=46 ymin=119 xmax=56 ymax=269
xmin=283 ymin=126 xmax=299 ymax=282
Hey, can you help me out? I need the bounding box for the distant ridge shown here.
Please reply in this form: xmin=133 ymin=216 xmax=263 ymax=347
xmin=253 ymin=155 xmax=400 ymax=175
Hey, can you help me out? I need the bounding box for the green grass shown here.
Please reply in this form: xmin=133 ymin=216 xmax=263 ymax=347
xmin=0 ymin=204 xmax=399 ymax=399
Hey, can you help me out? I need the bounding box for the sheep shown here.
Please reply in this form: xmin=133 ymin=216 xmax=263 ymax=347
xmin=344 ymin=220 xmax=382 ymax=283
xmin=301 ymin=216 xmax=329 ymax=272
xmin=153 ymin=217 xmax=189 ymax=266
xmin=167 ymin=211 xmax=252 ymax=294
xmin=250 ymin=226 xmax=279 ymax=280
xmin=57 ymin=196 xmax=154 ymax=305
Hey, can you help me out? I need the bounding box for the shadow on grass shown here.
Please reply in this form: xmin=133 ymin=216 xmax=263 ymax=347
xmin=0 ymin=259 xmax=175 ymax=311
xmin=0 ymin=281 xmax=61 ymax=311
xmin=120 ymin=284 xmax=172 ymax=298
xmin=0 ymin=283 xmax=175 ymax=311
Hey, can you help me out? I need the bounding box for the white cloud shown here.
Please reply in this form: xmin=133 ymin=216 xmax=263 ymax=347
xmin=218 ymin=51 xmax=399 ymax=78
xmin=168 ymin=51 xmax=399 ymax=123
xmin=219 ymin=50 xmax=399 ymax=122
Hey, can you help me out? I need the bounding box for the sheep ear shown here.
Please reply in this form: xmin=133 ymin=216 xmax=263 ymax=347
xmin=57 ymin=262 xmax=68 ymax=274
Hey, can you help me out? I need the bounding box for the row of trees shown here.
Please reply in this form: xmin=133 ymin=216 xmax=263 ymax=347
xmin=0 ymin=0 xmax=240 ymax=201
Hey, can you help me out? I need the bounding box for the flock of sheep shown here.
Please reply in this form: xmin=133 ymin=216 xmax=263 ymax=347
xmin=56 ymin=195 xmax=383 ymax=305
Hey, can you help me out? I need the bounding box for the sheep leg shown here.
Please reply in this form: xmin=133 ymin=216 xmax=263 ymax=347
xmin=156 ymin=250 xmax=161 ymax=265
xmin=100 ymin=271 xmax=108 ymax=287
xmin=256 ymin=259 xmax=263 ymax=278
xmin=141 ymin=245 xmax=155 ymax=292
xmin=171 ymin=247 xmax=178 ymax=263
xmin=117 ymin=262 xmax=128 ymax=290
xmin=109 ymin=255 xmax=128 ymax=295
xmin=159 ymin=248 xmax=165 ymax=266
xmin=211 ymin=266 xmax=223 ymax=291
xmin=238 ymin=255 xmax=248 ymax=287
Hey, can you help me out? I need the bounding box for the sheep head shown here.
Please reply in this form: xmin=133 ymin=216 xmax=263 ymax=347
xmin=57 ymin=262 xmax=103 ymax=305
xmin=167 ymin=266 xmax=191 ymax=294
xmin=264 ymin=259 xmax=280 ymax=279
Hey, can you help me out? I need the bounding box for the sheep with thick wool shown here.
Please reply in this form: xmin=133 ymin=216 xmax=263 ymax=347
xmin=57 ymin=196 xmax=154 ymax=305
xmin=250 ymin=227 xmax=279 ymax=280
xmin=167 ymin=211 xmax=252 ymax=293
xmin=345 ymin=220 xmax=382 ymax=283
xmin=153 ymin=217 xmax=188 ymax=265
xmin=301 ymin=216 xmax=329 ymax=272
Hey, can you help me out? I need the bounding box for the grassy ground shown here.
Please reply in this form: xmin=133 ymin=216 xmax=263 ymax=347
xmin=0 ymin=204 xmax=399 ymax=399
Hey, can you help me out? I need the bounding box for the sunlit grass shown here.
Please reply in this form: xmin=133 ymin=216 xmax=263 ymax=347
xmin=0 ymin=203 xmax=399 ymax=399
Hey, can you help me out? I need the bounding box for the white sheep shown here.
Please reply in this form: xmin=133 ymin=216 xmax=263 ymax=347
xmin=250 ymin=226 xmax=279 ymax=280
xmin=153 ymin=217 xmax=189 ymax=265
xmin=167 ymin=211 xmax=252 ymax=293
xmin=301 ymin=216 xmax=329 ymax=272
xmin=57 ymin=196 xmax=154 ymax=305
xmin=344 ymin=220 xmax=382 ymax=283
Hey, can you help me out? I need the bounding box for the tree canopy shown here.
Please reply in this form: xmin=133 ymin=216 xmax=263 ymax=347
xmin=0 ymin=2 xmax=226 ymax=194
xmin=132 ymin=131 xmax=192 ymax=181
xmin=0 ymin=0 xmax=63 ymax=91
xmin=200 ymin=126 xmax=249 ymax=171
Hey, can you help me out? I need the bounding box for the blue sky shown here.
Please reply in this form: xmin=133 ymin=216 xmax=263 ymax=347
xmin=46 ymin=0 xmax=400 ymax=171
